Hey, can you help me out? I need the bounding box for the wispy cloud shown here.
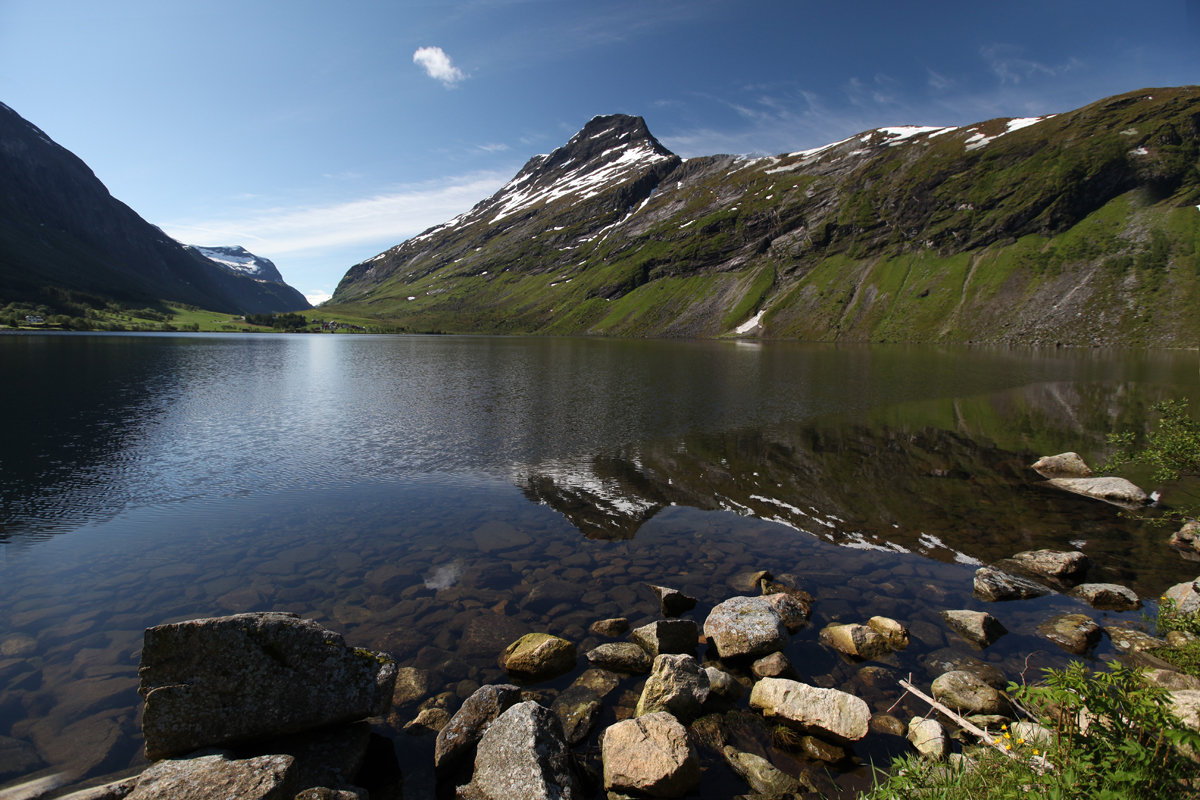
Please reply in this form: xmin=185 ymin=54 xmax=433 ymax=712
xmin=162 ymin=171 xmax=509 ymax=259
xmin=477 ymin=142 xmax=509 ymax=152
xmin=980 ymin=43 xmax=1080 ymax=84
xmin=413 ymin=46 xmax=467 ymax=87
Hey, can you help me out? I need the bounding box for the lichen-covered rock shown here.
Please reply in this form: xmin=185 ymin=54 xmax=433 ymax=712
xmin=434 ymin=683 xmax=522 ymax=771
xmin=648 ymin=584 xmax=698 ymax=617
xmin=930 ymin=670 xmax=1010 ymax=716
xmin=501 ymin=633 xmax=576 ymax=682
xmin=629 ymin=619 xmax=699 ymax=657
xmin=940 ymin=610 xmax=1007 ymax=647
xmin=1104 ymin=626 xmax=1167 ymax=653
xmin=819 ymin=623 xmax=890 ymax=660
xmin=602 ymin=712 xmax=700 ymax=797
xmin=907 ymin=717 xmax=948 ymax=760
xmin=459 ymin=701 xmax=580 ymax=800
xmin=1044 ymin=476 xmax=1148 ymax=506
xmin=703 ymin=596 xmax=787 ymax=659
xmin=138 ymin=612 xmax=396 ymax=760
xmin=1037 ymin=613 xmax=1102 ymax=654
xmin=749 ymin=677 xmax=869 ymax=742
xmin=1030 ymin=452 xmax=1093 ymax=477
xmin=125 ymin=752 xmax=296 ymax=800
xmin=635 ymin=654 xmax=710 ymax=722
xmin=1068 ymin=583 xmax=1141 ymax=610
xmin=586 ymin=642 xmax=652 ymax=674
xmin=973 ymin=567 xmax=1052 ymax=602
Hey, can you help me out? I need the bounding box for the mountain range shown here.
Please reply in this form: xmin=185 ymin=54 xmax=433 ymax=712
xmin=0 ymin=101 xmax=308 ymax=316
xmin=329 ymin=86 xmax=1200 ymax=345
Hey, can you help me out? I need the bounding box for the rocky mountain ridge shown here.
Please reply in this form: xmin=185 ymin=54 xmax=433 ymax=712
xmin=0 ymin=101 xmax=309 ymax=315
xmin=330 ymin=87 xmax=1200 ymax=345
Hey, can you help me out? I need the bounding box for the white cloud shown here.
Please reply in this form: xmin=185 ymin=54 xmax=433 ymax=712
xmin=477 ymin=142 xmax=509 ymax=152
xmin=413 ymin=46 xmax=466 ymax=87
xmin=304 ymin=290 xmax=333 ymax=306
xmin=161 ymin=171 xmax=509 ymax=259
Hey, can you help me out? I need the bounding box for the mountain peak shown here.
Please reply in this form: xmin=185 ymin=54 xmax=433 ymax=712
xmin=189 ymin=244 xmax=286 ymax=283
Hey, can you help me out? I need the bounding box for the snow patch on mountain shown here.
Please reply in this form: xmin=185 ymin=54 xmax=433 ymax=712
xmin=190 ymin=245 xmax=284 ymax=282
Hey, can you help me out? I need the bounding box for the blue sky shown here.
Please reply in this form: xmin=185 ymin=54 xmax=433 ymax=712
xmin=2 ymin=0 xmax=1198 ymax=305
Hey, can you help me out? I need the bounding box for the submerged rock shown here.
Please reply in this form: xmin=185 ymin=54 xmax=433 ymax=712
xmin=589 ymin=618 xmax=630 ymax=637
xmin=940 ymin=610 xmax=1006 ymax=648
xmin=459 ymin=701 xmax=580 ymax=800
xmin=748 ymin=677 xmax=869 ymax=742
xmin=819 ymin=623 xmax=891 ymax=660
xmin=704 ymin=596 xmax=788 ymax=659
xmin=602 ymin=712 xmax=700 ymax=798
xmin=138 ymin=612 xmax=396 ymax=760
xmin=552 ymin=668 xmax=621 ymax=745
xmin=721 ymin=746 xmax=806 ymax=795
xmin=762 ymin=592 xmax=810 ymax=633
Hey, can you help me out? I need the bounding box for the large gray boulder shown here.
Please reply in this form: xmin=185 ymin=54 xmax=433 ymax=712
xmin=748 ymin=677 xmax=870 ymax=742
xmin=459 ymin=701 xmax=580 ymax=800
xmin=602 ymin=712 xmax=700 ymax=797
xmin=125 ymin=752 xmax=295 ymax=800
xmin=434 ymin=684 xmax=522 ymax=772
xmin=138 ymin=612 xmax=396 ymax=760
xmin=703 ymin=596 xmax=788 ymax=659
xmin=635 ymin=654 xmax=710 ymax=722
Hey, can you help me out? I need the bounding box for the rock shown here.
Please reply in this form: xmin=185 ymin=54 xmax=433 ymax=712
xmin=459 ymin=701 xmax=580 ymax=800
xmin=391 ymin=667 xmax=429 ymax=706
xmin=1169 ymin=520 xmax=1200 ymax=553
xmin=1044 ymin=476 xmax=1148 ymax=506
xmin=1031 ymin=452 xmax=1093 ymax=477
xmin=552 ymin=668 xmax=621 ymax=745
xmin=434 ymin=683 xmax=522 ymax=771
xmin=1168 ymin=630 xmax=1200 ymax=647
xmin=1145 ymin=668 xmax=1200 ymax=692
xmin=1037 ymin=613 xmax=1102 ymax=654
xmin=759 ymin=578 xmax=814 ymax=613
xmin=930 ymin=671 xmax=1010 ymax=716
xmin=125 ymin=752 xmax=296 ymax=800
xmin=138 ymin=612 xmax=397 ymax=760
xmin=940 ymin=610 xmax=1007 ymax=647
xmin=0 ymin=634 xmax=36 ymax=658
xmin=761 ymin=592 xmax=810 ymax=633
xmin=973 ymin=567 xmax=1052 ymax=601
xmin=751 ymin=651 xmax=797 ymax=680
xmin=1168 ymin=690 xmax=1200 ymax=732
xmin=704 ymin=666 xmax=744 ymax=700
xmin=703 ymin=597 xmax=788 ymax=659
xmin=1164 ymin=580 xmax=1200 ymax=615
xmin=0 ymin=734 xmax=44 ymax=782
xmin=1068 ymin=583 xmax=1141 ymax=610
xmin=867 ymin=617 xmax=909 ymax=650
xmin=590 ymin=618 xmax=630 ymax=637
xmin=635 ymin=654 xmax=710 ymax=722
xmin=403 ymin=706 xmax=450 ymax=735
xmin=586 ymin=642 xmax=652 ymax=674
xmin=870 ymin=714 xmax=907 ymax=736
xmin=921 ymin=650 xmax=1007 ymax=689
xmin=602 ymin=712 xmax=700 ymax=797
xmin=57 ymin=777 xmax=140 ymax=800
xmin=799 ymin=735 xmax=846 ymax=763
xmin=721 ymin=746 xmax=804 ymax=795
xmin=749 ymin=678 xmax=870 ymax=742
xmin=1007 ymin=550 xmax=1089 ymax=585
xmin=295 ymin=789 xmax=366 ymax=800
xmin=629 ymin=620 xmax=699 ymax=657
xmin=907 ymin=717 xmax=948 ymax=760
xmin=501 ymin=633 xmax=576 ymax=682
xmin=648 ymin=585 xmax=698 ymax=617
xmin=1011 ymin=720 xmax=1053 ymax=746
xmin=472 ymin=521 xmax=532 ymax=553
xmin=819 ymin=623 xmax=890 ymax=660
xmin=1104 ymin=626 xmax=1167 ymax=653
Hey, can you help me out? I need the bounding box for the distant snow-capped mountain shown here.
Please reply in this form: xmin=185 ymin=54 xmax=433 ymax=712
xmin=188 ymin=245 xmax=286 ymax=283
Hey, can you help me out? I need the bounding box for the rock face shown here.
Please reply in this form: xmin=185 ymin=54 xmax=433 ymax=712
xmin=459 ymin=701 xmax=580 ymax=800
xmin=602 ymin=712 xmax=700 ymax=797
xmin=138 ymin=612 xmax=396 ymax=760
xmin=635 ymin=654 xmax=710 ymax=722
xmin=1030 ymin=452 xmax=1093 ymax=477
xmin=930 ymin=670 xmax=1009 ymax=716
xmin=434 ymin=684 xmax=522 ymax=772
xmin=125 ymin=752 xmax=295 ymax=800
xmin=501 ymin=633 xmax=577 ymax=681
xmin=941 ymin=610 xmax=1007 ymax=647
xmin=1044 ymin=476 xmax=1148 ymax=506
xmin=1068 ymin=583 xmax=1141 ymax=610
xmin=973 ymin=566 xmax=1052 ymax=601
xmin=703 ymin=596 xmax=788 ymax=659
xmin=748 ymin=677 xmax=870 ymax=742
xmin=1037 ymin=613 xmax=1102 ymax=654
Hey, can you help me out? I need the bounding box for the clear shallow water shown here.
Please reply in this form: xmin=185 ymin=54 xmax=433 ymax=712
xmin=1 ymin=332 xmax=1199 ymax=796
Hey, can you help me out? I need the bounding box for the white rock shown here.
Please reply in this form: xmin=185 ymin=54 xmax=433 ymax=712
xmin=748 ymin=677 xmax=869 ymax=742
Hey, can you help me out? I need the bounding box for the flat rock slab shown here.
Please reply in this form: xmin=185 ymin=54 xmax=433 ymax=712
xmin=126 ymin=752 xmax=296 ymax=800
xmin=1044 ymin=476 xmax=1147 ymax=507
xmin=138 ymin=612 xmax=397 ymax=760
xmin=749 ymin=677 xmax=869 ymax=742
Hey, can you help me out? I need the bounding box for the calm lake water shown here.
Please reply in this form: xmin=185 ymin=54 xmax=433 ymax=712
xmin=2 ymin=332 xmax=1199 ymax=797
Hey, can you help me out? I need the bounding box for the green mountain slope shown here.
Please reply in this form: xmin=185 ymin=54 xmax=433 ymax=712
xmin=328 ymin=87 xmax=1200 ymax=344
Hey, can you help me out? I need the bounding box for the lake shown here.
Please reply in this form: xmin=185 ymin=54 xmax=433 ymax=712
xmin=1 ymin=332 xmax=1198 ymax=797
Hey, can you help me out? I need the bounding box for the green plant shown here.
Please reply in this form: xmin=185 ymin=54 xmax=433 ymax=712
xmin=1105 ymin=398 xmax=1200 ymax=522
xmin=862 ymin=662 xmax=1200 ymax=799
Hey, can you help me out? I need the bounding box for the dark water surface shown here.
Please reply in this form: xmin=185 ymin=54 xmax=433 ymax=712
xmin=2 ymin=332 xmax=1199 ymax=796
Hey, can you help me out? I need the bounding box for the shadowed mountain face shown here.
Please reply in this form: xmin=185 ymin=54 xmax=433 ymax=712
xmin=331 ymin=89 xmax=1200 ymax=345
xmin=0 ymin=102 xmax=309 ymax=313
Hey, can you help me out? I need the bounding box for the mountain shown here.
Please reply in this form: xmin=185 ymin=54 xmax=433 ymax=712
xmin=330 ymin=87 xmax=1200 ymax=345
xmin=187 ymin=244 xmax=288 ymax=283
xmin=0 ymin=102 xmax=309 ymax=315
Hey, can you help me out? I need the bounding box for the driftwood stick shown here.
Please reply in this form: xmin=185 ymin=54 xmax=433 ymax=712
xmin=898 ymin=679 xmax=1053 ymax=774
